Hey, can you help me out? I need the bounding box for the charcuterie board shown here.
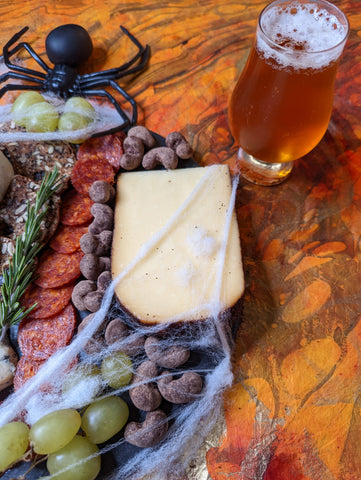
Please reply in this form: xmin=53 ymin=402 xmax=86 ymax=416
xmin=0 ymin=125 xmax=244 ymax=479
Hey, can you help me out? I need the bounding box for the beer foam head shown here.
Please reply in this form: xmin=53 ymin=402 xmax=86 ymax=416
xmin=257 ymin=1 xmax=349 ymax=70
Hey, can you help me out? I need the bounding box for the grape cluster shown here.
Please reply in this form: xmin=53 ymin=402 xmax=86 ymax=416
xmin=0 ymin=352 xmax=133 ymax=478
xmin=11 ymin=92 xmax=96 ymax=142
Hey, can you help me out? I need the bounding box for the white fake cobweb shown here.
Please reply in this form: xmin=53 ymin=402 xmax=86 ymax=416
xmin=0 ymin=170 xmax=241 ymax=480
xmin=0 ymin=95 xmax=126 ymax=143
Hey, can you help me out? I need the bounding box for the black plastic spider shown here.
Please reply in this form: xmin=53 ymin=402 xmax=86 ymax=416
xmin=0 ymin=24 xmax=150 ymax=134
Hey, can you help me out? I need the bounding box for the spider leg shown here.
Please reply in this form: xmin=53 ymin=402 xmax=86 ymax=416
xmin=2 ymin=26 xmax=49 ymax=78
xmin=81 ymin=82 xmax=138 ymax=135
xmin=0 ymin=82 xmax=44 ymax=100
xmin=0 ymin=71 xmax=45 ymax=99
xmin=79 ymin=26 xmax=150 ymax=83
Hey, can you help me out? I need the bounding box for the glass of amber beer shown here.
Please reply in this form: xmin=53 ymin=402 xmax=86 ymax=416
xmin=228 ymin=0 xmax=349 ymax=185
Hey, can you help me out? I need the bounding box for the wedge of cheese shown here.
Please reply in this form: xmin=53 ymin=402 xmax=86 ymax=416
xmin=111 ymin=165 xmax=244 ymax=324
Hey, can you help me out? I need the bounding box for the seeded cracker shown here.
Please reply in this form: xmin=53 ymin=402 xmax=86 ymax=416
xmin=0 ymin=139 xmax=76 ymax=193
xmin=0 ymin=175 xmax=61 ymax=245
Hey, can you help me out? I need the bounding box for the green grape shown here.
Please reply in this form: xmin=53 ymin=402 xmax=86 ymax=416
xmin=63 ymin=97 xmax=96 ymax=120
xmin=58 ymin=112 xmax=90 ymax=144
xmin=101 ymin=352 xmax=133 ymax=389
xmin=0 ymin=421 xmax=29 ymax=471
xmin=58 ymin=112 xmax=89 ymax=131
xmin=81 ymin=395 xmax=129 ymax=444
xmin=29 ymin=409 xmax=81 ymax=455
xmin=25 ymin=102 xmax=59 ymax=132
xmin=47 ymin=434 xmax=100 ymax=480
xmin=62 ymin=363 xmax=102 ymax=402
xmin=11 ymin=91 xmax=46 ymax=127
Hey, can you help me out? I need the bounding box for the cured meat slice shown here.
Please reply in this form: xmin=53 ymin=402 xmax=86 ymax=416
xmin=34 ymin=249 xmax=83 ymax=288
xmin=60 ymin=189 xmax=94 ymax=226
xmin=17 ymin=303 xmax=77 ymax=360
xmin=77 ymin=134 xmax=124 ymax=171
xmin=71 ymin=156 xmax=116 ymax=196
xmin=13 ymin=356 xmax=45 ymax=391
xmin=21 ymin=283 xmax=75 ymax=319
xmin=49 ymin=224 xmax=89 ymax=253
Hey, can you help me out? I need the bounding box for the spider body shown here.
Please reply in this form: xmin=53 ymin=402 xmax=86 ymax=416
xmin=0 ymin=24 xmax=150 ymax=134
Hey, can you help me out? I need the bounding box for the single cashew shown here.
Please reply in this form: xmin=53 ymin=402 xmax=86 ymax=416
xmin=80 ymin=254 xmax=110 ymax=281
xmin=88 ymin=203 xmax=114 ymax=235
xmin=83 ymin=290 xmax=104 ymax=313
xmin=142 ymin=147 xmax=178 ymax=170
xmin=124 ymin=409 xmax=168 ymax=448
xmin=104 ymin=317 xmax=145 ymax=355
xmin=97 ymin=270 xmax=112 ymax=293
xmin=165 ymin=131 xmax=193 ymax=159
xmin=144 ymin=336 xmax=190 ymax=368
xmin=80 ymin=230 xmax=112 ymax=256
xmin=157 ymin=371 xmax=203 ymax=404
xmin=71 ymin=280 xmax=96 ymax=311
xmin=120 ymin=136 xmax=144 ymax=170
xmin=127 ymin=125 xmax=156 ymax=149
xmin=129 ymin=361 xmax=162 ymax=412
xmin=88 ymin=181 xmax=115 ymax=204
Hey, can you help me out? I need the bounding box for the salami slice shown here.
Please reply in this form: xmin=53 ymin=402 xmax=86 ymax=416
xmin=60 ymin=189 xmax=94 ymax=226
xmin=34 ymin=249 xmax=83 ymax=288
xmin=50 ymin=224 xmax=89 ymax=253
xmin=18 ymin=303 xmax=77 ymax=360
xmin=13 ymin=356 xmax=45 ymax=391
xmin=77 ymin=134 xmax=124 ymax=171
xmin=71 ymin=156 xmax=116 ymax=196
xmin=21 ymin=283 xmax=75 ymax=319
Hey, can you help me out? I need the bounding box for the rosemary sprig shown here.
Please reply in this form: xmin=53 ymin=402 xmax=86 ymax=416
xmin=0 ymin=168 xmax=63 ymax=342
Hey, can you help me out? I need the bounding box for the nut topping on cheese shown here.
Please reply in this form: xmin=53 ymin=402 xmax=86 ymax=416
xmin=111 ymin=165 xmax=244 ymax=324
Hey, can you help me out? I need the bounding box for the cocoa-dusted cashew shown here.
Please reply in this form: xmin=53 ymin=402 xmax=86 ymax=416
xmin=129 ymin=361 xmax=162 ymax=412
xmin=144 ymin=336 xmax=190 ymax=368
xmin=80 ymin=230 xmax=113 ymax=256
xmin=77 ymin=313 xmax=106 ymax=355
xmin=80 ymin=254 xmax=110 ymax=281
xmin=120 ymin=136 xmax=144 ymax=170
xmin=165 ymin=131 xmax=193 ymax=159
xmin=97 ymin=270 xmax=112 ymax=293
xmin=124 ymin=409 xmax=168 ymax=447
xmin=142 ymin=147 xmax=178 ymax=170
xmin=157 ymin=371 xmax=203 ymax=404
xmin=104 ymin=317 xmax=145 ymax=355
xmin=88 ymin=203 xmax=114 ymax=235
xmin=71 ymin=280 xmax=96 ymax=311
xmin=83 ymin=290 xmax=104 ymax=313
xmin=88 ymin=181 xmax=115 ymax=204
xmin=127 ymin=125 xmax=156 ymax=149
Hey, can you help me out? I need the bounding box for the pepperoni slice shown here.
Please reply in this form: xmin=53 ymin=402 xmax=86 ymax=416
xmin=18 ymin=303 xmax=77 ymax=360
xmin=60 ymin=189 xmax=94 ymax=226
xmin=77 ymin=134 xmax=124 ymax=171
xmin=34 ymin=249 xmax=83 ymax=288
xmin=21 ymin=283 xmax=75 ymax=319
xmin=71 ymin=156 xmax=116 ymax=196
xmin=50 ymin=224 xmax=89 ymax=253
xmin=13 ymin=356 xmax=45 ymax=391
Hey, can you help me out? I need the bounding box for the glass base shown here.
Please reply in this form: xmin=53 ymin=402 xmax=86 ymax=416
xmin=237 ymin=149 xmax=293 ymax=186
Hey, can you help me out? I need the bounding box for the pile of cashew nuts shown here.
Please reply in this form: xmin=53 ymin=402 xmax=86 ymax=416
xmin=76 ymin=313 xmax=203 ymax=448
xmin=71 ymin=131 xmax=203 ymax=448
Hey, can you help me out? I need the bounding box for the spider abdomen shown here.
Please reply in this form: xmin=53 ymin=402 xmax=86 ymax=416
xmin=45 ymin=65 xmax=79 ymax=97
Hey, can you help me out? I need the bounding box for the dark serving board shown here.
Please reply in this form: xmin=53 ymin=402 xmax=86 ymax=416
xmin=2 ymin=130 xmax=242 ymax=479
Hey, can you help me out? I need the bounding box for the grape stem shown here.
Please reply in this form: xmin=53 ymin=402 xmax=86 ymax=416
xmin=0 ymin=168 xmax=63 ymax=342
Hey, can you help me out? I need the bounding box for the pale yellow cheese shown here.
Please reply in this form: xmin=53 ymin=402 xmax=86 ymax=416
xmin=111 ymin=165 xmax=244 ymax=324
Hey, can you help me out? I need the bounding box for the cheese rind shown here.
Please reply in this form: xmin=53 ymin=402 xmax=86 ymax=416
xmin=111 ymin=165 xmax=244 ymax=324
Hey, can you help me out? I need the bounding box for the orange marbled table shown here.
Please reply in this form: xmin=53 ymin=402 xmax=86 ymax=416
xmin=1 ymin=1 xmax=361 ymax=478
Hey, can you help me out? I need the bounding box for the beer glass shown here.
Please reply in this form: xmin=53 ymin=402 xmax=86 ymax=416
xmin=228 ymin=0 xmax=349 ymax=186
